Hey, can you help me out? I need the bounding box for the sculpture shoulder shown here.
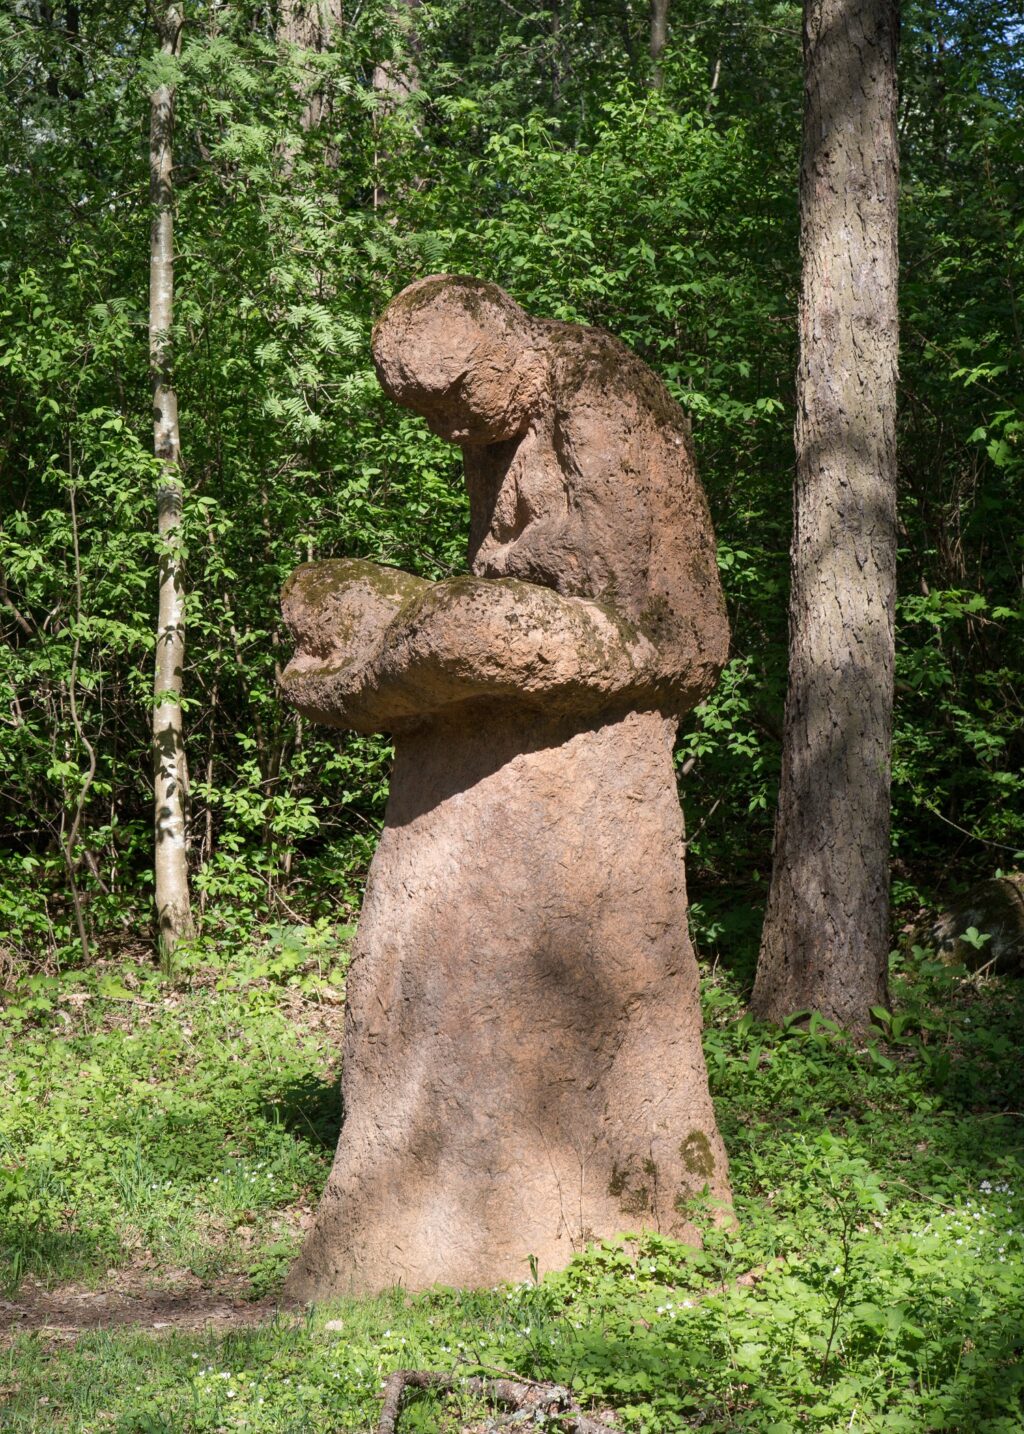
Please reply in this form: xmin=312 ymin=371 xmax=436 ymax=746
xmin=536 ymin=316 xmax=692 ymax=445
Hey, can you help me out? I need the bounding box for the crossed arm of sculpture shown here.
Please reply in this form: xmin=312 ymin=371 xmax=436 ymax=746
xmin=281 ymin=558 xmax=662 ymax=733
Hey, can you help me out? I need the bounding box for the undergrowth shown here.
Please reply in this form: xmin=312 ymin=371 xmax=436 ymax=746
xmin=1 ymin=941 xmax=1023 ymax=1431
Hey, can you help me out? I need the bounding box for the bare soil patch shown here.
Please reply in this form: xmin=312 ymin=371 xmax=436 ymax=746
xmin=0 ymin=1269 xmax=291 ymax=1345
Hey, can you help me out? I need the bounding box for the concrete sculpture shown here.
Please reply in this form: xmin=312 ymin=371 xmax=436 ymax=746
xmin=280 ymin=275 xmax=731 ymax=1299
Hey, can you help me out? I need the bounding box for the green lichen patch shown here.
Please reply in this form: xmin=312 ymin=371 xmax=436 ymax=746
xmin=284 ymin=559 xmax=427 ymax=613
xmin=607 ymin=1161 xmax=630 ymax=1199
xmin=619 ymin=1185 xmax=651 ymax=1216
xmin=679 ymin=1129 xmax=716 ymax=1179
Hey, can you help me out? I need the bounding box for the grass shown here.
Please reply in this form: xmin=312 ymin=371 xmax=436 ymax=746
xmin=1 ymin=937 xmax=1023 ymax=1431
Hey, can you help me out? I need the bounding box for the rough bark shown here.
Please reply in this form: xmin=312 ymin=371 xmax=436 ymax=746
xmin=149 ymin=2 xmax=193 ymax=958
xmin=278 ymin=0 xmax=343 ymax=133
xmin=372 ymin=0 xmax=420 ymax=107
xmin=280 ymin=277 xmax=731 ymax=1299
xmin=372 ymin=0 xmax=421 ymax=208
xmin=650 ymin=0 xmax=670 ymax=90
xmin=752 ymin=0 xmax=899 ymax=1030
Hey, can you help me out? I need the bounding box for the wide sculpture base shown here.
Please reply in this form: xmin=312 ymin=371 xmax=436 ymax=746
xmin=284 ymin=708 xmax=730 ymax=1301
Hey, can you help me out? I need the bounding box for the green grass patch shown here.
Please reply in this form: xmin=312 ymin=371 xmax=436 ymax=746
xmin=0 ymin=956 xmax=342 ymax=1295
xmin=1 ymin=944 xmax=1023 ymax=1430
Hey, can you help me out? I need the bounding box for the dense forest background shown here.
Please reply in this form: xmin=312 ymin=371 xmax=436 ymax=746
xmin=1 ymin=0 xmax=1021 ymax=977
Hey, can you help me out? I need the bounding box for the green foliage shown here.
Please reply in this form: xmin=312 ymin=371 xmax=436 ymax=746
xmin=1 ymin=8 xmax=1021 ymax=1429
xmin=1 ymin=0 xmax=1021 ymax=962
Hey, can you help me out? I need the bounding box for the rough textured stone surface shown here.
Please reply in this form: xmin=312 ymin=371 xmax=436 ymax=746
xmin=280 ymin=276 xmax=731 ymax=1300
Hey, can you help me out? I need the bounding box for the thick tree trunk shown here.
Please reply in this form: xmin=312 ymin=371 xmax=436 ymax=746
xmin=752 ymin=0 xmax=898 ymax=1031
xmin=149 ymin=2 xmax=193 ymax=959
xmin=650 ymin=0 xmax=669 ymax=90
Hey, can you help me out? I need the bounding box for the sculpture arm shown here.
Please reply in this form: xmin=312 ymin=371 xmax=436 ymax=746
xmin=281 ymin=561 xmax=662 ymax=733
xmin=281 ymin=558 xmax=431 ymax=729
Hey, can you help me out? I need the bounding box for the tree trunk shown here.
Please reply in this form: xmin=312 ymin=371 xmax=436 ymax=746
xmin=372 ymin=0 xmax=420 ymax=108
xmin=278 ymin=0 xmax=343 ymax=133
xmin=371 ymin=0 xmax=421 ymax=209
xmin=752 ymin=0 xmax=899 ymax=1031
xmin=650 ymin=0 xmax=669 ymax=90
xmin=149 ymin=1 xmax=193 ymax=960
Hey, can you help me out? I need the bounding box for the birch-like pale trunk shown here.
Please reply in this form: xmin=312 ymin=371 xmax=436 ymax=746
xmin=149 ymin=2 xmax=193 ymax=958
xmin=752 ymin=0 xmax=899 ymax=1031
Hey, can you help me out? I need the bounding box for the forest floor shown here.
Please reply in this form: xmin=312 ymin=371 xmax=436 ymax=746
xmin=1 ymin=935 xmax=1023 ymax=1432
xmin=0 ymin=1270 xmax=281 ymax=1341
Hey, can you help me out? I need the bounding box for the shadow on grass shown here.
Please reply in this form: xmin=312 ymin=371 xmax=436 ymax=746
xmin=264 ymin=1072 xmax=342 ymax=1152
xmin=0 ymin=1227 xmax=119 ymax=1295
xmin=930 ymin=972 xmax=1024 ymax=1116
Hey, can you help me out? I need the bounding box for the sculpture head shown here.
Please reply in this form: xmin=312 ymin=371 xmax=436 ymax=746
xmin=371 ymin=275 xmax=547 ymax=444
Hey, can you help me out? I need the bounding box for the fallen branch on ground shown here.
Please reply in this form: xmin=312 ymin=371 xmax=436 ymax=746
xmin=376 ymin=1368 xmax=621 ymax=1434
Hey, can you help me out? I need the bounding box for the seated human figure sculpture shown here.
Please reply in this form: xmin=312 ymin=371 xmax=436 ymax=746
xmin=280 ymin=275 xmax=732 ymax=1301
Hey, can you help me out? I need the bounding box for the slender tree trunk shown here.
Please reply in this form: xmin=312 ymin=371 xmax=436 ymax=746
xmin=752 ymin=0 xmax=899 ymax=1031
xmin=650 ymin=0 xmax=669 ymax=90
xmin=372 ymin=0 xmax=420 ymax=107
xmin=371 ymin=1 xmax=421 ymax=208
xmin=279 ymin=0 xmax=343 ymax=133
xmin=550 ymin=2 xmax=562 ymax=110
xmin=149 ymin=1 xmax=193 ymax=960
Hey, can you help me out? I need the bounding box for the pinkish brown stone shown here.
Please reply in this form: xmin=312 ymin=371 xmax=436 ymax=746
xmin=280 ymin=275 xmax=731 ymax=1301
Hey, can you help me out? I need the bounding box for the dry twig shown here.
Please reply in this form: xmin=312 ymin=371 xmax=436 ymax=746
xmin=376 ymin=1368 xmax=621 ymax=1434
